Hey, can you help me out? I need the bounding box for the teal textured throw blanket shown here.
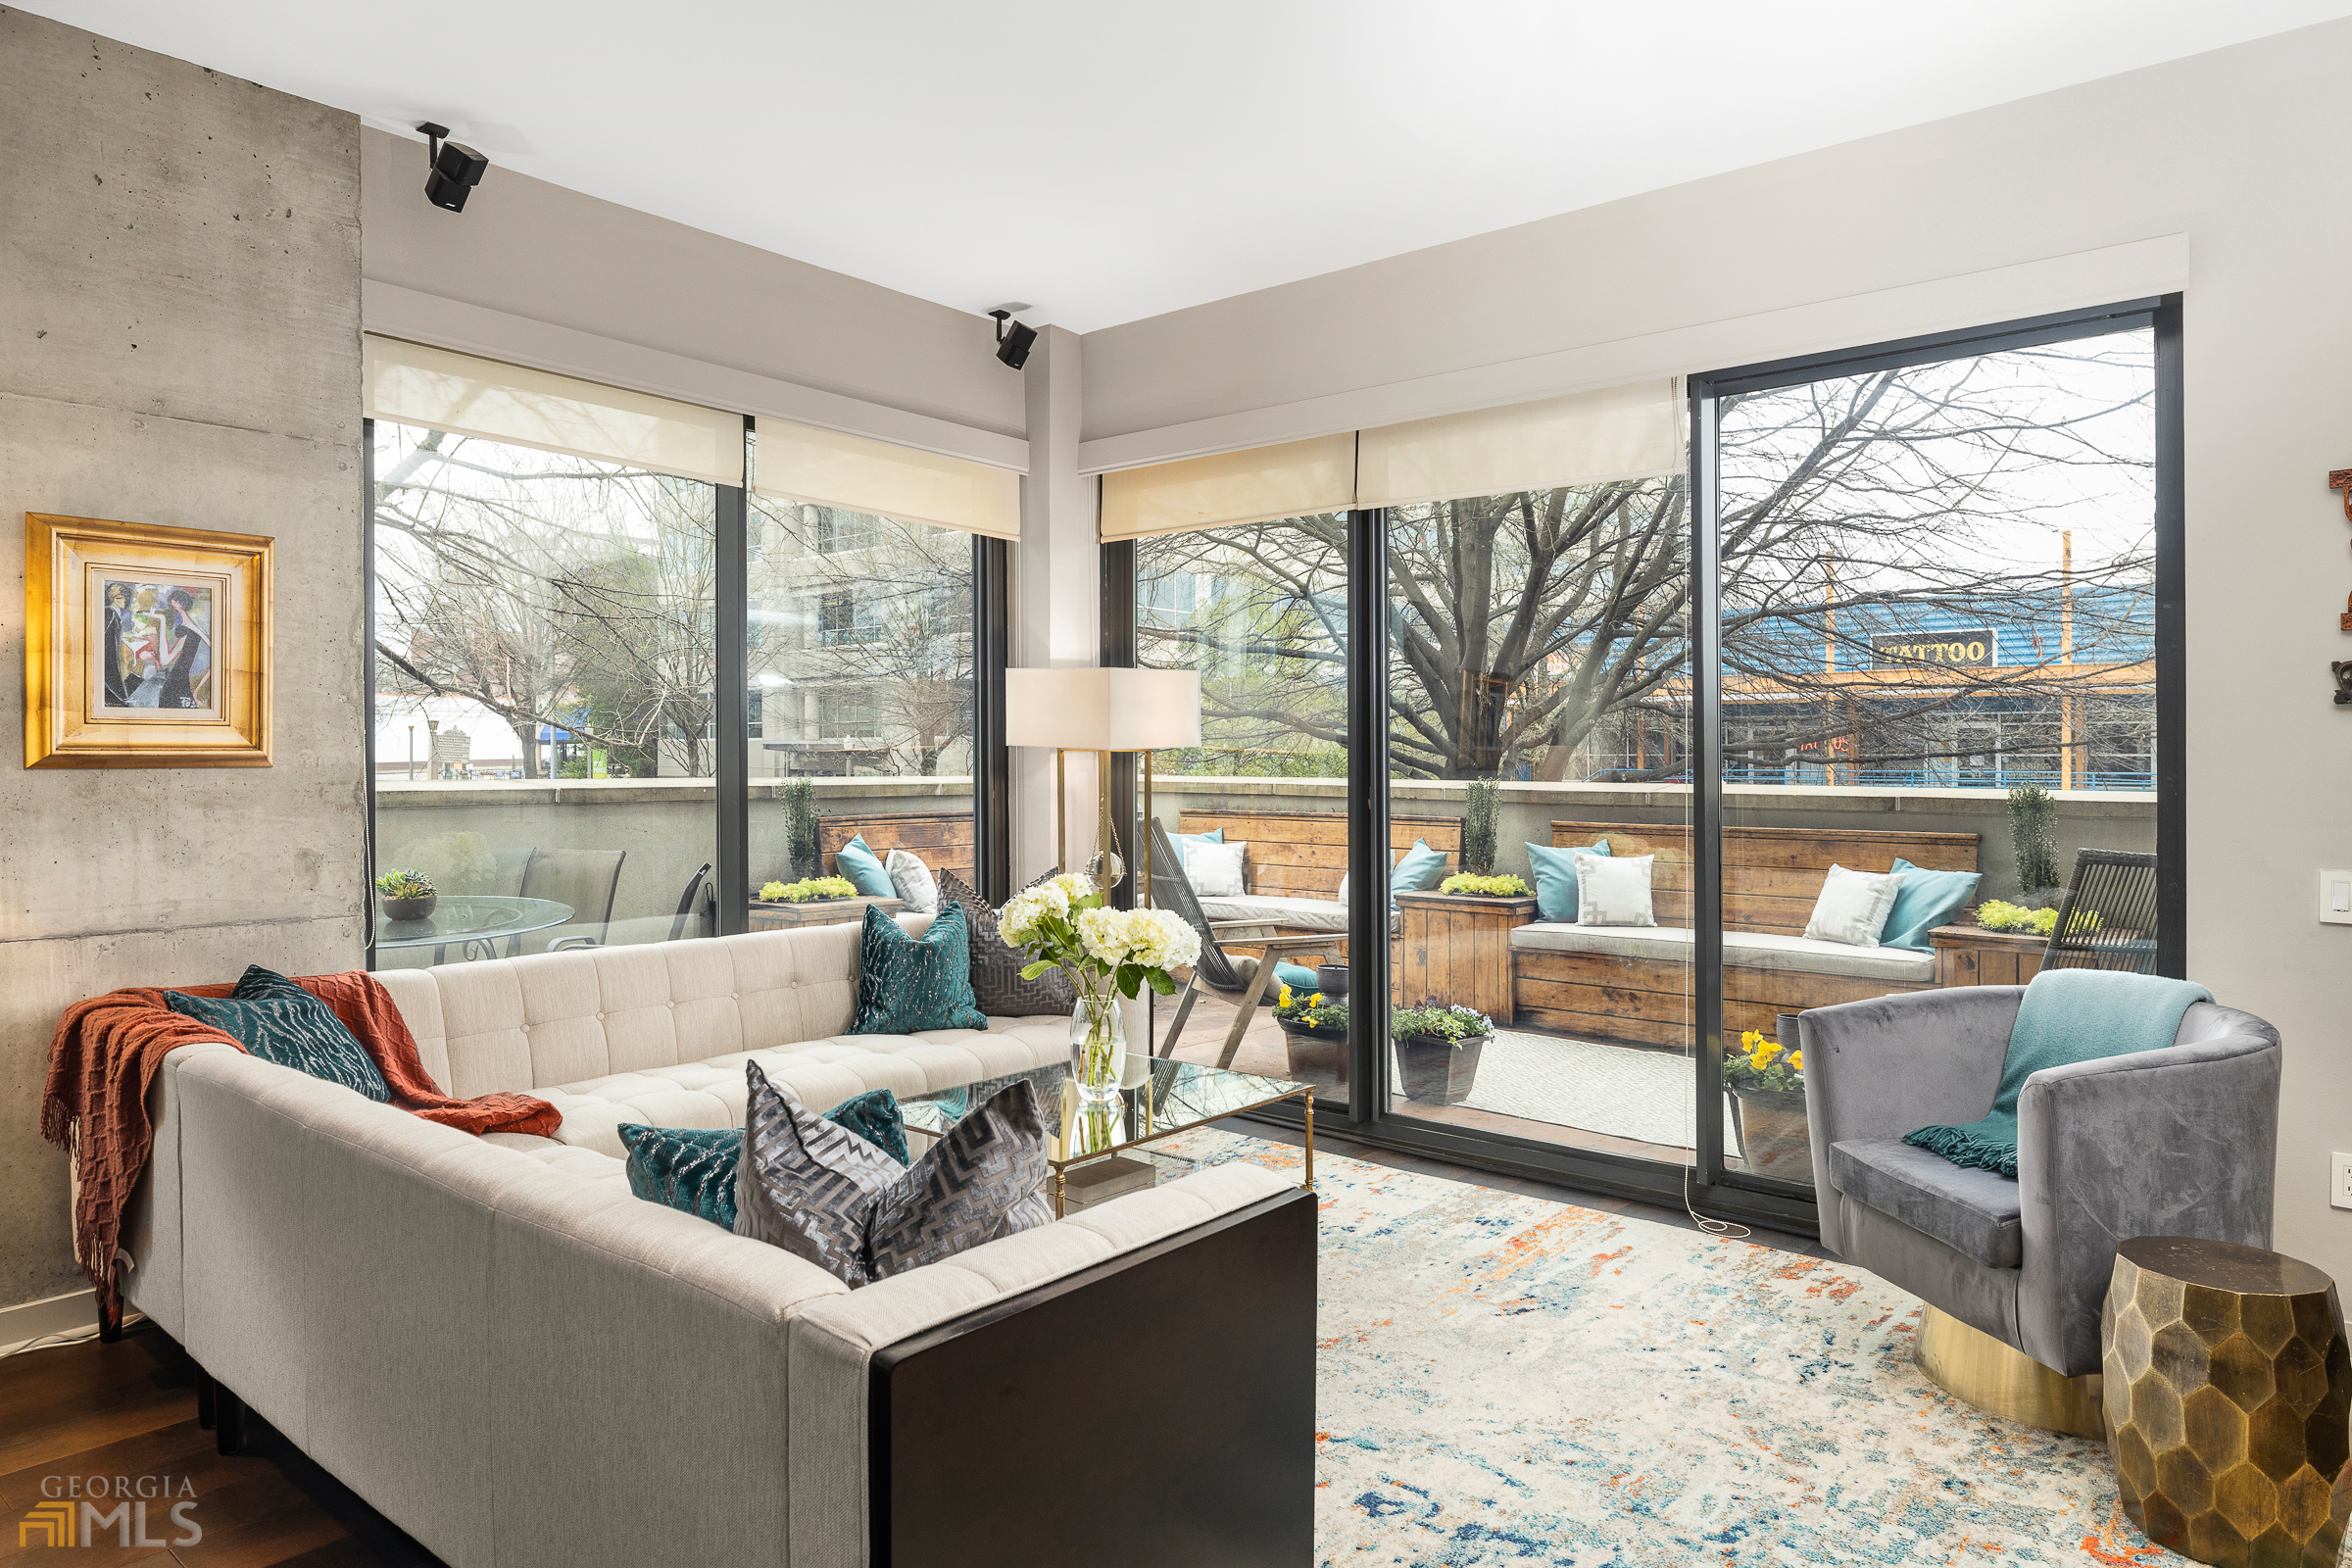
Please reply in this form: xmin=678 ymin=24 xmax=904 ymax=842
xmin=1903 ymin=968 xmax=2211 ymax=1178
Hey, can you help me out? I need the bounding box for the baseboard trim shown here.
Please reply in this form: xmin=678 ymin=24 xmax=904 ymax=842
xmin=0 ymin=1288 xmax=105 ymax=1354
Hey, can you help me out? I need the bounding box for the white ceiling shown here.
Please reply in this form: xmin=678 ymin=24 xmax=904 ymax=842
xmin=24 ymin=1 xmax=2352 ymax=332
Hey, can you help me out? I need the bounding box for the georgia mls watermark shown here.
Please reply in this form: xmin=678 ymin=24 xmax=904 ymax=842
xmin=17 ymin=1473 xmax=202 ymax=1548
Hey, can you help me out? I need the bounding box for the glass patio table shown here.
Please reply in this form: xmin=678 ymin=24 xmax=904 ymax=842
xmin=901 ymin=1058 xmax=1315 ymax=1217
xmin=373 ymin=896 xmax=574 ymax=963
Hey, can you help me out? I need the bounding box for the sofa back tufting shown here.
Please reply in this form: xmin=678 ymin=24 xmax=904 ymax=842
xmin=373 ymin=921 xmax=878 ymax=1098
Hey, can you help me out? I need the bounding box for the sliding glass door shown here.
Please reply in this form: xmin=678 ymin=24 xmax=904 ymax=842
xmin=1691 ymin=301 xmax=2180 ymax=1205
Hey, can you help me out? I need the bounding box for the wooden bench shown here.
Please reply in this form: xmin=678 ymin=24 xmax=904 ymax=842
xmin=1172 ymin=808 xmax=1461 ymax=899
xmin=819 ymin=811 xmax=975 ymax=889
xmin=1512 ymin=820 xmax=1981 ymax=1049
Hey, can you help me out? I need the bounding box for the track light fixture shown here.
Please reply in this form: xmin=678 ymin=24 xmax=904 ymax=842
xmin=988 ymin=306 xmax=1037 ymax=370
xmin=417 ymin=122 xmax=489 ymax=214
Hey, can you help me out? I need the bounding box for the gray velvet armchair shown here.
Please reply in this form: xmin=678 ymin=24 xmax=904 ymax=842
xmin=1802 ymin=987 xmax=2280 ymax=1380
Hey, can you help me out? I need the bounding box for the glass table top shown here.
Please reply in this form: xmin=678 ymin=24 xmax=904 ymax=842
xmin=901 ymin=1058 xmax=1309 ymax=1165
xmin=373 ymin=895 xmax=575 ymax=948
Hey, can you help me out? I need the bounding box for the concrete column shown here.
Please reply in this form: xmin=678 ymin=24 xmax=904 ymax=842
xmin=1012 ymin=324 xmax=1101 ymax=884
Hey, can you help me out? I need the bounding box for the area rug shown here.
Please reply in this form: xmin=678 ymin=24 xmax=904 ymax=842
xmin=1151 ymin=1127 xmax=2192 ymax=1568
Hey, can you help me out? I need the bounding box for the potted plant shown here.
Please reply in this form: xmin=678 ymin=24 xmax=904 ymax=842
xmin=1391 ymin=1002 xmax=1493 ymax=1105
xmin=375 ymin=868 xmax=437 ymax=922
xmin=1974 ymin=900 xmax=2100 ymax=938
xmin=1723 ymin=1023 xmax=1809 ymax=1175
xmin=759 ymin=874 xmax=859 ymax=904
xmin=1272 ymin=986 xmax=1348 ymax=1092
xmin=1436 ymin=872 xmax=1531 ymax=898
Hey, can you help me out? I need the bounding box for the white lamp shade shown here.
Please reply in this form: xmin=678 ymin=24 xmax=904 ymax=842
xmin=1004 ymin=667 xmax=1202 ymax=751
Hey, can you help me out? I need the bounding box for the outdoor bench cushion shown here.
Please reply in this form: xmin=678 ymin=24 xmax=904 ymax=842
xmin=1197 ymin=893 xmax=1351 ymax=933
xmin=1829 ymin=1135 xmax=2024 ymax=1268
xmin=534 ymin=1016 xmax=1069 ymax=1157
xmin=1508 ymin=922 xmax=1937 ymax=984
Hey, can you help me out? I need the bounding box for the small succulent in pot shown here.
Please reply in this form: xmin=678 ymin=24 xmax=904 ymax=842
xmin=375 ymin=868 xmax=438 ymax=922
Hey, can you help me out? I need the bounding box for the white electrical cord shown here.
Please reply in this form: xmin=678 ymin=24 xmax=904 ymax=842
xmin=1683 ymin=1166 xmax=1750 ymax=1241
xmin=0 ymin=1312 xmax=145 ymax=1361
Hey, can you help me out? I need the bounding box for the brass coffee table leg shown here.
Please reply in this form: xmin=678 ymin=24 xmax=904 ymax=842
xmin=1052 ymin=1165 xmax=1066 ymax=1218
xmin=1302 ymin=1093 xmax=1315 ymax=1192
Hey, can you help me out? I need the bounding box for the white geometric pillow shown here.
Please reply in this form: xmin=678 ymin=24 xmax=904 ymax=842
xmin=1574 ymin=854 xmax=1657 ymax=928
xmin=884 ymin=847 xmax=939 ymax=914
xmin=1185 ymin=839 xmax=1247 ymax=898
xmin=1803 ymin=863 xmax=1906 ymax=947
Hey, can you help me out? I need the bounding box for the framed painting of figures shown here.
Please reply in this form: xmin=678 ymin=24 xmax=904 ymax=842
xmin=24 ymin=514 xmax=271 ymax=767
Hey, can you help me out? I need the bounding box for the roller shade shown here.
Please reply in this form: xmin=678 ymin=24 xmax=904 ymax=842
xmin=363 ymin=334 xmax=744 ymax=487
xmin=753 ymin=416 xmax=1021 ymax=541
xmin=1099 ymin=432 xmax=1356 ymax=542
xmin=1354 ymin=378 xmax=1682 ymax=509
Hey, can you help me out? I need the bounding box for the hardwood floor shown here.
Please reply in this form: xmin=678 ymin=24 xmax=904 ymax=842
xmin=0 ymin=1326 xmax=437 ymax=1565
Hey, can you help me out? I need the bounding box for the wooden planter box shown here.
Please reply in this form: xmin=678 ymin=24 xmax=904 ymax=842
xmin=749 ymin=894 xmax=904 ymax=931
xmin=1928 ymin=924 xmax=2046 ymax=987
xmin=1394 ymin=891 xmax=1538 ymax=1018
xmin=1396 ymin=1034 xmax=1487 ymax=1105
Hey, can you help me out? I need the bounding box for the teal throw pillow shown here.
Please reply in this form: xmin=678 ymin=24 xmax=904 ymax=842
xmin=166 ymin=964 xmax=391 ymax=1102
xmin=835 ymin=833 xmax=896 ymax=899
xmin=851 ymin=903 xmax=989 ymax=1034
xmin=1179 ymin=827 xmax=1225 ymax=845
xmin=1275 ymin=960 xmax=1320 ymax=992
xmin=620 ymin=1090 xmax=909 ymax=1230
xmin=1880 ymin=858 xmax=1984 ymax=953
xmin=1526 ymin=839 xmax=1612 ymax=923
xmin=1390 ymin=839 xmax=1449 ymax=914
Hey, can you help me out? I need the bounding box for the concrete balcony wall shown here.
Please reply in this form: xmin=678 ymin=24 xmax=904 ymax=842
xmin=1144 ymin=776 xmax=2154 ymax=902
xmin=375 ymin=777 xmax=973 ymax=961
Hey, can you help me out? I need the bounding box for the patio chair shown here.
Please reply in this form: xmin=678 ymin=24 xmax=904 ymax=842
xmin=1147 ymin=819 xmax=1339 ymax=1068
xmin=668 ymin=860 xmax=715 ymax=943
xmin=518 ymin=848 xmax=626 ymax=955
xmin=2041 ymin=848 xmax=2159 ymax=973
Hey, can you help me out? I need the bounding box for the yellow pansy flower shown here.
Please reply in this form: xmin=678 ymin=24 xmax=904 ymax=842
xmin=1277 ymin=985 xmax=1293 ymax=1008
xmin=1788 ymin=1050 xmax=1803 ymax=1070
xmin=1310 ymin=993 xmax=1325 ymax=1006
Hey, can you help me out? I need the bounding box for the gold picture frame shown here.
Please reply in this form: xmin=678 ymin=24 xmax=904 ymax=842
xmin=24 ymin=514 xmax=271 ymax=768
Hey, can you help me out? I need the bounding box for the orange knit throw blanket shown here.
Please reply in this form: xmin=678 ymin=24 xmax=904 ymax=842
xmin=41 ymin=969 xmax=561 ymax=1329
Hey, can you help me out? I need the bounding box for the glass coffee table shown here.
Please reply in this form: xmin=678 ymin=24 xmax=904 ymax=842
xmin=901 ymin=1058 xmax=1315 ymax=1216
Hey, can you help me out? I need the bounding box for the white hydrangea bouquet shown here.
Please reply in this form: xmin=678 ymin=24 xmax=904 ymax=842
xmin=999 ymin=872 xmax=1202 ymax=1109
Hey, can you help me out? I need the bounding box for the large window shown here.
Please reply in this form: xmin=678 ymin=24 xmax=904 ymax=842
xmin=369 ymin=423 xmax=719 ymax=964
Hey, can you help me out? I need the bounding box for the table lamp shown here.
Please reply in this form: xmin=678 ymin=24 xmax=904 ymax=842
xmin=1004 ymin=667 xmax=1202 ymax=902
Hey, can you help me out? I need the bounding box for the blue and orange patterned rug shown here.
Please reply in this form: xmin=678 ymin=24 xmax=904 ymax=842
xmin=1158 ymin=1128 xmax=2196 ymax=1567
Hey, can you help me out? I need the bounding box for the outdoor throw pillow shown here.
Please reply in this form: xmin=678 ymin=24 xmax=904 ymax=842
xmin=884 ymin=847 xmax=940 ymax=914
xmin=1879 ymin=858 xmax=1984 ymax=953
xmin=1574 ymin=853 xmax=1657 ymax=927
xmin=1526 ymin=838 xmax=1612 ymax=923
xmin=1185 ymin=839 xmax=1248 ymax=898
xmin=938 ymin=868 xmax=1077 ymax=1017
xmin=850 ymin=902 xmax=989 ymax=1034
xmin=166 ymin=965 xmax=392 ymax=1102
xmin=1179 ymin=827 xmax=1225 ymax=845
xmin=622 ymin=1090 xmax=908 ymax=1231
xmin=1803 ymin=863 xmax=1907 ymax=947
xmin=834 ymin=833 xmax=896 ymax=899
xmin=1391 ymin=839 xmax=1449 ymax=913
xmin=736 ymin=1063 xmax=1049 ymax=1287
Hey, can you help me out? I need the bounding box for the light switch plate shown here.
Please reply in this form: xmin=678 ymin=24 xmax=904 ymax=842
xmin=2334 ymin=1152 xmax=2352 ymax=1211
xmin=2323 ymin=870 xmax=2352 ymax=926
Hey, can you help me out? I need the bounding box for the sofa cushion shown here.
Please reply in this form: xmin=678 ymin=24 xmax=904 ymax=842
xmin=1829 ymin=1136 xmax=2023 ymax=1268
xmin=853 ymin=904 xmax=989 ymax=1035
xmin=1508 ymin=922 xmax=1937 ymax=983
xmin=167 ymin=966 xmax=392 ymax=1102
xmin=1196 ymin=893 xmax=1350 ymax=933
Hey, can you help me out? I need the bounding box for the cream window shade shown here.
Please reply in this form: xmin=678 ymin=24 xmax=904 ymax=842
xmin=363 ymin=334 xmax=744 ymax=487
xmin=752 ymin=416 xmax=1021 ymax=541
xmin=1354 ymin=378 xmax=1684 ymax=509
xmin=1099 ymin=433 xmax=1356 ymax=542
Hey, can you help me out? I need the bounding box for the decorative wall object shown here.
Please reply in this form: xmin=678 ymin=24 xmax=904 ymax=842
xmin=24 ymin=514 xmax=272 ymax=767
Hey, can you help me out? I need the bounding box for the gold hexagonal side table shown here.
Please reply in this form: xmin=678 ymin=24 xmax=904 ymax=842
xmin=2102 ymin=1236 xmax=2352 ymax=1568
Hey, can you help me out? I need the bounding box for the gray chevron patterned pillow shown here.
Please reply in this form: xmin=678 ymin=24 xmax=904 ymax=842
xmin=735 ymin=1061 xmax=1052 ymax=1287
xmin=868 ymin=1076 xmax=1054 ymax=1281
xmin=938 ymin=867 xmax=1077 ymax=1017
xmin=735 ymin=1061 xmax=904 ymax=1286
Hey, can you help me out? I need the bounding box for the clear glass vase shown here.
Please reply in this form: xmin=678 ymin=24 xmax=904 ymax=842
xmin=1068 ymin=995 xmax=1126 ymax=1113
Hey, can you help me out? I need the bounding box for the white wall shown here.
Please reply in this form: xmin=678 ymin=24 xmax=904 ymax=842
xmin=1080 ymin=21 xmax=2352 ymax=1278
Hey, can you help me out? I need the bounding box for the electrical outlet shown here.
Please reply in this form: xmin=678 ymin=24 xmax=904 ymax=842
xmin=2322 ymin=871 xmax=2352 ymax=927
xmin=2334 ymin=1152 xmax=2352 ymax=1211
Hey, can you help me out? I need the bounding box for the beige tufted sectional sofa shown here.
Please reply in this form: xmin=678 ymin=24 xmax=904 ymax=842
xmin=120 ymin=917 xmax=1314 ymax=1568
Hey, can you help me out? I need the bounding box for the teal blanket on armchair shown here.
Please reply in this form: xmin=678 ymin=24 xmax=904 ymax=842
xmin=1903 ymin=968 xmax=2212 ymax=1178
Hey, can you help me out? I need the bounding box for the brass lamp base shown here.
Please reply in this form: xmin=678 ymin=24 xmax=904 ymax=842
xmin=1915 ymin=1304 xmax=2103 ymax=1440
